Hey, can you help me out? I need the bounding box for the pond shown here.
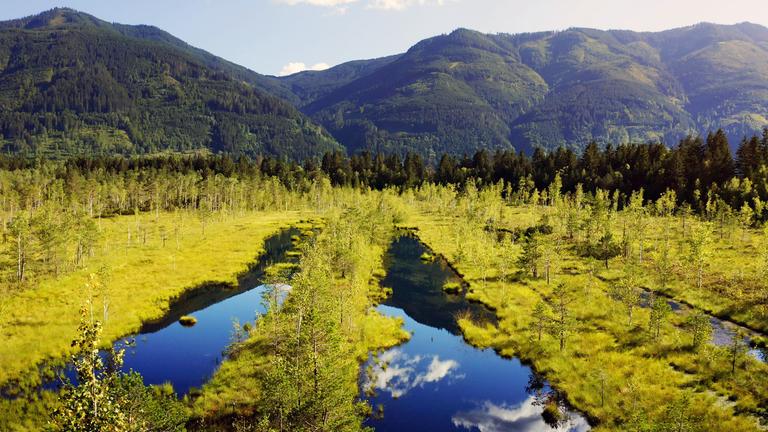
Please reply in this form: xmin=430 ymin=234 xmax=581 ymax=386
xmin=363 ymin=235 xmax=590 ymax=432
xmin=41 ymin=227 xmax=300 ymax=397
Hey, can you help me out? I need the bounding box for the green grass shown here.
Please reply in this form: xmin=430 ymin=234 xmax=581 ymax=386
xmin=403 ymin=202 xmax=767 ymax=431
xmin=0 ymin=210 xmax=310 ymax=387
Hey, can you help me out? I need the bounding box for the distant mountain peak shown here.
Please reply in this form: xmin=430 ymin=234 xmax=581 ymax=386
xmin=0 ymin=7 xmax=105 ymax=30
xmin=276 ymin=22 xmax=768 ymax=157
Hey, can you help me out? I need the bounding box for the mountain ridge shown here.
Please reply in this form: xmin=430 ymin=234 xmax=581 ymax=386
xmin=0 ymin=7 xmax=341 ymax=159
xmin=1 ymin=8 xmax=767 ymax=160
xmin=273 ymin=22 xmax=768 ymax=159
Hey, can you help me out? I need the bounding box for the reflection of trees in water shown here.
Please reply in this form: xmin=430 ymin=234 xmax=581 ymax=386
xmin=526 ymin=372 xmax=574 ymax=429
xmin=384 ymin=235 xmax=497 ymax=333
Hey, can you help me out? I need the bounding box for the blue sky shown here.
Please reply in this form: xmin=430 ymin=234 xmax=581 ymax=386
xmin=2 ymin=0 xmax=767 ymax=76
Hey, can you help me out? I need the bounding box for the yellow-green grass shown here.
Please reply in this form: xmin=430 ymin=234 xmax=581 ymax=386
xmin=191 ymin=307 xmax=409 ymax=419
xmin=179 ymin=315 xmax=198 ymax=327
xmin=0 ymin=210 xmax=311 ymax=387
xmin=191 ymin=221 xmax=409 ymax=420
xmin=403 ymin=208 xmax=766 ymax=430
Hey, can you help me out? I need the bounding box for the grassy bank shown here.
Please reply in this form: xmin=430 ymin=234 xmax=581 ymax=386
xmin=189 ymin=195 xmax=410 ymax=430
xmin=402 ymin=195 xmax=767 ymax=430
xmin=0 ymin=210 xmax=309 ymax=389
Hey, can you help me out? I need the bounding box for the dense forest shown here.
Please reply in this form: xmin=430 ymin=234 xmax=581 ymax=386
xmin=2 ymin=9 xmax=768 ymax=161
xmin=278 ymin=24 xmax=768 ymax=158
xmin=0 ymin=8 xmax=340 ymax=160
xmin=3 ymin=128 xmax=761 ymax=220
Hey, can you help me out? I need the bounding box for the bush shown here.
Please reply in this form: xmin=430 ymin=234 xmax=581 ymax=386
xmin=179 ymin=315 xmax=197 ymax=327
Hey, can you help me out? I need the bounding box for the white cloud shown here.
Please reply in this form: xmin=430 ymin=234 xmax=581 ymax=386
xmin=278 ymin=62 xmax=331 ymax=76
xmin=413 ymin=356 xmax=459 ymax=387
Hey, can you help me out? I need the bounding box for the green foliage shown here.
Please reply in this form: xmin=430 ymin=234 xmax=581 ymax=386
xmin=547 ymin=282 xmax=576 ymax=352
xmin=50 ymin=292 xmax=188 ymax=431
xmin=0 ymin=8 xmax=341 ymax=160
xmin=530 ymin=300 xmax=549 ymax=343
xmin=583 ymin=232 xmax=622 ymax=269
xmin=685 ymin=311 xmax=713 ymax=351
xmin=648 ymin=294 xmax=673 ymax=341
xmin=516 ymin=234 xmax=543 ymax=278
xmin=687 ymin=223 xmax=713 ymax=290
xmin=280 ymin=24 xmax=768 ymax=156
xmin=51 ymin=305 xmax=128 ymax=431
xmin=609 ymin=270 xmax=643 ymax=327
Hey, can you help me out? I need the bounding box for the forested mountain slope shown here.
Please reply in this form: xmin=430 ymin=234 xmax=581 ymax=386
xmin=278 ymin=24 xmax=768 ymax=159
xmin=2 ymin=8 xmax=767 ymax=161
xmin=0 ymin=8 xmax=341 ymax=159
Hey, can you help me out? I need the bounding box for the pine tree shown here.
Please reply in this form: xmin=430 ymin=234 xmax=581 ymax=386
xmin=704 ymin=129 xmax=735 ymax=187
xmin=531 ymin=300 xmax=549 ymax=343
xmin=609 ymin=270 xmax=642 ymax=327
xmin=517 ymin=234 xmax=543 ymax=278
xmin=548 ymin=282 xmax=576 ymax=352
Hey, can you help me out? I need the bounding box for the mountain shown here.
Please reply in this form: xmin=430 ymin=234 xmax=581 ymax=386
xmin=0 ymin=8 xmax=341 ymax=159
xmin=1 ymin=9 xmax=766 ymax=161
xmin=275 ymin=23 xmax=768 ymax=160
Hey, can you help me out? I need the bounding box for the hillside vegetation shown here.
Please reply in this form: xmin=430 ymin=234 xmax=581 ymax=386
xmin=279 ymin=24 xmax=768 ymax=158
xmin=0 ymin=8 xmax=341 ymax=159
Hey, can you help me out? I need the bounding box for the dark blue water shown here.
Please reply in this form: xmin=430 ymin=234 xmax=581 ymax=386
xmin=363 ymin=236 xmax=590 ymax=432
xmin=41 ymin=228 xmax=299 ymax=397
xmin=117 ymin=284 xmax=272 ymax=394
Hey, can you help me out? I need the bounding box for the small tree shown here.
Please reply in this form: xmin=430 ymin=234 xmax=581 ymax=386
xmin=531 ymin=300 xmax=549 ymax=343
xmin=588 ymin=232 xmax=621 ymax=269
xmin=738 ymin=203 xmax=753 ymax=243
xmin=727 ymin=329 xmax=749 ymax=375
xmin=686 ymin=311 xmax=712 ymax=350
xmin=653 ymin=237 xmax=674 ymax=290
xmin=51 ymin=307 xmax=127 ymax=431
xmin=648 ymin=294 xmax=672 ymax=340
xmin=7 ymin=213 xmax=33 ymax=283
xmin=658 ymin=393 xmax=701 ymax=432
xmin=548 ymin=283 xmax=576 ymax=352
xmin=517 ymin=234 xmax=543 ymax=278
xmin=609 ymin=271 xmax=643 ymax=327
xmin=687 ymin=223 xmax=713 ymax=290
xmin=541 ymin=239 xmax=560 ymax=285
xmin=547 ymin=173 xmax=563 ymax=207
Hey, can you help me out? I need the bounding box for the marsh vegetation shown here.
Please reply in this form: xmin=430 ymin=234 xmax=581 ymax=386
xmin=0 ymin=142 xmax=766 ymax=431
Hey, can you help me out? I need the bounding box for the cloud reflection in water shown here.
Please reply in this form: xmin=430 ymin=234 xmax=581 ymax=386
xmin=452 ymin=397 xmax=591 ymax=432
xmin=364 ymin=348 xmax=462 ymax=398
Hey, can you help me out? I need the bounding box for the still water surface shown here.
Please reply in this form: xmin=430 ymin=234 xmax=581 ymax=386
xmin=363 ymin=236 xmax=590 ymax=432
xmin=48 ymin=228 xmax=299 ymax=396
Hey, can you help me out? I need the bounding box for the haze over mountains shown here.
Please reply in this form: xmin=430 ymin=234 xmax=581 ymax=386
xmin=1 ymin=8 xmax=767 ymax=160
